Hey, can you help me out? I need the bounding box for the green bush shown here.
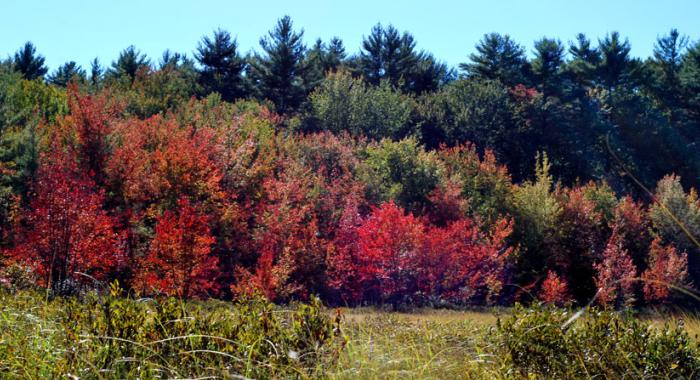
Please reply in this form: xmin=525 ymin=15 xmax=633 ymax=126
xmin=0 ymin=287 xmax=344 ymax=378
xmin=495 ymin=305 xmax=700 ymax=378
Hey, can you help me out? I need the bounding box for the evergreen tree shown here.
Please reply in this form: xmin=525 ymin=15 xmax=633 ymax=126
xmin=358 ymin=24 xmax=384 ymax=85
xmin=306 ymin=39 xmax=329 ymax=91
xmin=48 ymin=61 xmax=86 ymax=86
xmin=195 ymin=29 xmax=248 ymax=101
xmin=89 ymin=57 xmax=103 ymax=87
xmin=597 ymin=32 xmax=643 ymax=92
xmin=107 ymin=46 xmax=150 ymax=82
xmin=408 ymin=52 xmax=453 ymax=94
xmin=325 ymin=37 xmax=347 ymax=71
xmin=680 ymin=42 xmax=700 ymax=124
xmin=12 ymin=42 xmax=48 ymax=80
xmin=531 ymin=38 xmax=566 ymax=98
xmin=380 ymin=25 xmax=418 ymax=88
xmin=357 ymin=24 xmax=445 ymax=93
xmin=308 ymin=37 xmax=347 ymax=75
xmin=249 ymin=15 xmax=308 ymax=114
xmin=460 ymin=33 xmax=529 ymax=86
xmin=648 ymin=29 xmax=689 ymax=123
xmin=567 ymin=33 xmax=601 ymax=88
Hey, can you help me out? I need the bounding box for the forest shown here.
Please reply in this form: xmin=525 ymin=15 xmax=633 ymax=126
xmin=2 ymin=16 xmax=700 ymax=310
xmin=5 ymin=13 xmax=700 ymax=378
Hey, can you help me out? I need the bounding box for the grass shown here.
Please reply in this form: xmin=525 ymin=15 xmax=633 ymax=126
xmin=332 ymin=307 xmax=700 ymax=379
xmin=331 ymin=309 xmax=502 ymax=379
xmin=2 ymin=289 xmax=700 ymax=379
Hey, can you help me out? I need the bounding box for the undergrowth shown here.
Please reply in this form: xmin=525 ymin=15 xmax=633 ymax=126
xmin=2 ymin=288 xmax=700 ymax=379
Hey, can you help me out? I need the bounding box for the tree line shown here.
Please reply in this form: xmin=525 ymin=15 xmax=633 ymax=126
xmin=1 ymin=16 xmax=700 ymax=307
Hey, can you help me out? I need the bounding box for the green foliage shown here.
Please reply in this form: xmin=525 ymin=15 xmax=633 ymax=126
xmin=106 ymin=45 xmax=151 ymax=83
xmin=417 ymin=78 xmax=511 ymax=149
xmin=460 ymin=33 xmax=529 ymax=86
xmin=495 ymin=305 xmax=700 ymax=378
xmin=438 ymin=144 xmax=513 ymax=225
xmin=597 ymin=32 xmax=644 ymax=92
xmin=123 ymin=56 xmax=199 ymax=117
xmin=355 ymin=23 xmax=451 ymax=94
xmin=0 ymin=71 xmax=67 ymax=242
xmin=512 ymin=153 xmax=561 ymax=243
xmin=359 ymin=137 xmax=442 ymax=213
xmin=511 ymin=153 xmax=563 ymax=286
xmin=309 ymin=70 xmax=415 ymax=139
xmin=249 ymin=15 xmax=309 ymax=114
xmin=12 ymin=42 xmax=48 ymax=80
xmin=0 ymin=288 xmax=344 ymax=378
xmin=649 ymin=175 xmax=700 ymax=283
xmin=531 ymin=38 xmax=566 ymax=98
xmin=195 ymin=29 xmax=248 ymax=102
xmin=48 ymin=61 xmax=87 ymax=87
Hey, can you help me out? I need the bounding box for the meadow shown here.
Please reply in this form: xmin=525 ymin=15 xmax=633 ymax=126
xmin=2 ymin=288 xmax=700 ymax=379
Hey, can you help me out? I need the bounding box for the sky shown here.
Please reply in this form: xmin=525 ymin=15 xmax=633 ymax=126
xmin=2 ymin=0 xmax=699 ymax=73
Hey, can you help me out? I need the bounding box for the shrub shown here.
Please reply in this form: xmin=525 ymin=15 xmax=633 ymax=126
xmin=495 ymin=305 xmax=700 ymax=378
xmin=0 ymin=287 xmax=344 ymax=378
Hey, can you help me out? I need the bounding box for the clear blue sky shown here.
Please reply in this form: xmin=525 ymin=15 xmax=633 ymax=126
xmin=2 ymin=0 xmax=699 ymax=73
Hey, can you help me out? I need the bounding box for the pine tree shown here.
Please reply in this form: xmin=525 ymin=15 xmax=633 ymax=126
xmin=359 ymin=24 xmax=384 ymax=85
xmin=107 ymin=46 xmax=150 ymax=82
xmin=89 ymin=58 xmax=103 ymax=87
xmin=649 ymin=29 xmax=689 ymax=123
xmin=408 ymin=52 xmax=453 ymax=94
xmin=460 ymin=33 xmax=529 ymax=86
xmin=250 ymin=15 xmax=308 ymax=114
xmin=597 ymin=32 xmax=643 ymax=92
xmin=567 ymin=33 xmax=600 ymax=88
xmin=532 ymin=38 xmax=566 ymax=98
xmin=680 ymin=42 xmax=700 ymax=124
xmin=306 ymin=37 xmax=348 ymax=91
xmin=195 ymin=29 xmax=248 ymax=101
xmin=48 ymin=61 xmax=86 ymax=86
xmin=357 ymin=24 xmax=443 ymax=93
xmin=325 ymin=37 xmax=347 ymax=71
xmin=12 ymin=42 xmax=48 ymax=80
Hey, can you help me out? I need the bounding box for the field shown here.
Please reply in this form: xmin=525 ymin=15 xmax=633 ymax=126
xmin=2 ymin=289 xmax=700 ymax=379
xmin=332 ymin=308 xmax=700 ymax=379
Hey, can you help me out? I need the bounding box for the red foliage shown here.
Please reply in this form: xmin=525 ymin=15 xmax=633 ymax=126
xmin=420 ymin=217 xmax=513 ymax=303
xmin=326 ymin=196 xmax=365 ymax=303
xmin=329 ymin=201 xmax=513 ymax=305
xmin=354 ymin=201 xmax=425 ymax=304
xmin=8 ymin=148 xmax=125 ymax=288
xmin=106 ymin=115 xmax=223 ymax=211
xmin=553 ymin=186 xmax=606 ymax=302
xmin=58 ymin=84 xmax=124 ymax=185
xmin=136 ymin=198 xmax=218 ymax=298
xmin=594 ymin=228 xmax=638 ymax=308
xmin=233 ymin=166 xmax=330 ymax=301
xmin=425 ymin=180 xmax=469 ymax=226
xmin=510 ymin=84 xmax=540 ymax=100
xmin=539 ymin=271 xmax=572 ymax=306
xmin=612 ymin=196 xmax=651 ymax=270
xmin=642 ymin=237 xmax=690 ymax=304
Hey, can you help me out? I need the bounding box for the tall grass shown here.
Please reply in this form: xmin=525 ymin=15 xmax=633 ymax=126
xmin=2 ymin=289 xmax=700 ymax=379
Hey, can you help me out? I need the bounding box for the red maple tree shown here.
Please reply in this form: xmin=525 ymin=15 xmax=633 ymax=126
xmin=9 ymin=148 xmax=125 ymax=288
xmin=594 ymin=228 xmax=638 ymax=308
xmin=539 ymin=270 xmax=572 ymax=306
xmin=642 ymin=237 xmax=690 ymax=304
xmin=136 ymin=198 xmax=218 ymax=299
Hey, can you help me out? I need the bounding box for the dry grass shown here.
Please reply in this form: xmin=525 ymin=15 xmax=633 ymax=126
xmin=3 ymin=291 xmax=700 ymax=379
xmin=331 ymin=307 xmax=700 ymax=380
xmin=331 ymin=308 xmax=503 ymax=379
